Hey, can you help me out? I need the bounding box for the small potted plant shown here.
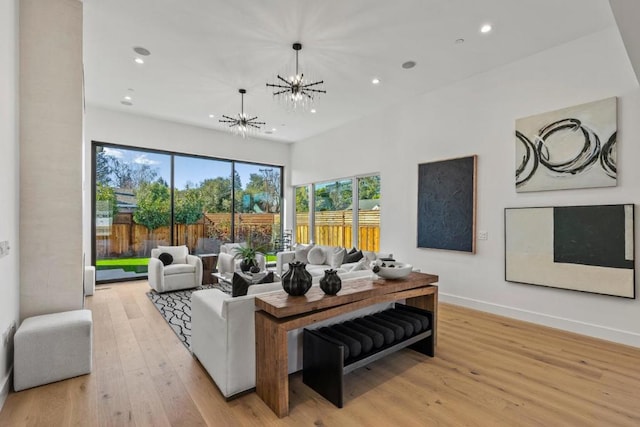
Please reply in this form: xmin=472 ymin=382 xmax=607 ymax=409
xmin=233 ymin=241 xmax=267 ymax=273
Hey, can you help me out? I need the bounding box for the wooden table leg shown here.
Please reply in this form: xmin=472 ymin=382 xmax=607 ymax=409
xmin=255 ymin=311 xmax=290 ymax=417
xmin=406 ymin=286 xmax=438 ymax=347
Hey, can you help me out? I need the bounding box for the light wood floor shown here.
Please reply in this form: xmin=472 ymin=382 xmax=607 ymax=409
xmin=1 ymin=280 xmax=639 ymax=426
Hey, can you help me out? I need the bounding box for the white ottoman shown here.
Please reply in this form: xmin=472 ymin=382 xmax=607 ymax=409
xmin=84 ymin=265 xmax=96 ymax=296
xmin=14 ymin=309 xmax=93 ymax=391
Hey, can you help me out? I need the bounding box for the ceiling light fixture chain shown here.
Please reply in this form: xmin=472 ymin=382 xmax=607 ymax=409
xmin=219 ymin=88 xmax=265 ymax=138
xmin=266 ymin=42 xmax=326 ymax=111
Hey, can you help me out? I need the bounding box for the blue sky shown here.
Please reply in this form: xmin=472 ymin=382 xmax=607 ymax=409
xmin=102 ymin=146 xmax=279 ymax=189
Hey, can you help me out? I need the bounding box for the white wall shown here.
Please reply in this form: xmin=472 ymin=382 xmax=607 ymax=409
xmin=83 ymin=107 xmax=292 ymax=262
xmin=0 ymin=0 xmax=20 ymax=410
xmin=291 ymin=27 xmax=640 ymax=347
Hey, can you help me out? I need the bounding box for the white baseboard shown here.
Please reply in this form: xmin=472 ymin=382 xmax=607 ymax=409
xmin=440 ymin=293 xmax=640 ymax=348
xmin=0 ymin=367 xmax=12 ymax=412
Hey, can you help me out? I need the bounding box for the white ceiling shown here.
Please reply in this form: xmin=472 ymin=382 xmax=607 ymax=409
xmin=83 ymin=0 xmax=617 ymax=143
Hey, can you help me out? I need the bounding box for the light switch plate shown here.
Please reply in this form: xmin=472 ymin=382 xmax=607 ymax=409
xmin=478 ymin=231 xmax=488 ymax=241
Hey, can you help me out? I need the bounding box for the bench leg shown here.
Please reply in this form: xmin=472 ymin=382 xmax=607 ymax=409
xmin=303 ymin=329 xmax=345 ymax=408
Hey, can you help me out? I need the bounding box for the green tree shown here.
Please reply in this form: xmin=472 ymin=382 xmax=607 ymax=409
xmin=245 ymin=169 xmax=281 ymax=213
xmin=175 ymin=187 xmax=204 ymax=224
xmin=96 ymin=183 xmax=118 ymax=218
xmin=95 ymin=150 xmax=112 ymax=186
xmin=358 ymin=176 xmax=381 ymax=200
xmin=295 ymin=187 xmax=309 ymax=212
xmin=133 ymin=181 xmax=171 ymax=231
xmin=200 ymin=177 xmax=232 ymax=213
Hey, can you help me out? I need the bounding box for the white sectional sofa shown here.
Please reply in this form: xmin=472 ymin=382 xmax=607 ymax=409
xmin=276 ymin=244 xmax=392 ymax=277
xmin=191 ymin=270 xmax=393 ymax=398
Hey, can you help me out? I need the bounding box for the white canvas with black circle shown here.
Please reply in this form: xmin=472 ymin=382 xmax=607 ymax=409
xmin=505 ymin=204 xmax=634 ymax=298
xmin=515 ymin=97 xmax=617 ymax=192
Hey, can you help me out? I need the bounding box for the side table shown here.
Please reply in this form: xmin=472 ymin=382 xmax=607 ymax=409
xmin=198 ymin=253 xmax=218 ymax=285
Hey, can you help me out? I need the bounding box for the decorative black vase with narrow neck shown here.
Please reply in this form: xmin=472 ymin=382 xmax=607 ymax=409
xmin=281 ymin=261 xmax=313 ymax=296
xmin=320 ymin=269 xmax=342 ymax=295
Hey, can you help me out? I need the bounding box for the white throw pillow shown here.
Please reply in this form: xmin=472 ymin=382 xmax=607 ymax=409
xmin=157 ymin=245 xmax=188 ymax=264
xmin=327 ymin=247 xmax=347 ymax=269
xmin=307 ymin=246 xmax=327 ymax=265
xmin=294 ymin=244 xmax=314 ymax=263
xmin=348 ymin=258 xmax=370 ymax=272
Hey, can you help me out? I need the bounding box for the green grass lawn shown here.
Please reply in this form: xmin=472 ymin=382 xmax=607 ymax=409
xmin=97 ymin=258 xmax=150 ymax=266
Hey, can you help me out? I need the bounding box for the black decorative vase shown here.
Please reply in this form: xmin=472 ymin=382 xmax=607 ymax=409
xmin=240 ymin=258 xmax=255 ymax=272
xmin=320 ymin=269 xmax=342 ymax=295
xmin=281 ymin=262 xmax=313 ymax=296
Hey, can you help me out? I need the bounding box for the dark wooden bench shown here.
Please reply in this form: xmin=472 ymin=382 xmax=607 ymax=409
xmin=302 ymin=303 xmax=434 ymax=407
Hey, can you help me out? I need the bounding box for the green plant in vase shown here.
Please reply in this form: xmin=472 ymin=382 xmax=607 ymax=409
xmin=233 ymin=243 xmax=267 ymax=273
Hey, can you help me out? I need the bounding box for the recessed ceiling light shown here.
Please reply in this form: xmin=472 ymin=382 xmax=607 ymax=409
xmin=271 ymin=128 xmax=277 ymax=132
xmin=120 ymin=100 xmax=133 ymax=106
xmin=480 ymin=24 xmax=492 ymax=33
xmin=123 ymin=95 xmax=132 ymax=101
xmin=402 ymin=61 xmax=416 ymax=69
xmin=208 ymin=114 xmax=215 ymax=118
xmin=133 ymin=46 xmax=151 ymax=56
xmin=310 ymin=109 xmax=316 ymax=114
xmin=134 ymin=58 xmax=144 ymax=64
xmin=455 ymin=38 xmax=465 ymax=44
xmin=372 ymin=78 xmax=380 ymax=85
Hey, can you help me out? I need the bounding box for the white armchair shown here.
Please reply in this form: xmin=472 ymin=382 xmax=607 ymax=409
xmin=148 ymin=245 xmax=202 ymax=293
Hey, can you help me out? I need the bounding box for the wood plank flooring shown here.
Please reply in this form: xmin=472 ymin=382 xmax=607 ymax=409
xmin=1 ymin=280 xmax=639 ymax=426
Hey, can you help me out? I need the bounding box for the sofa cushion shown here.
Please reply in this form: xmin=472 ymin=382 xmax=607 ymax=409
xmin=327 ymin=247 xmax=347 ymax=269
xmin=157 ymin=245 xmax=188 ymax=264
xmin=247 ymin=281 xmax=284 ymax=295
xmin=344 ymin=250 xmax=364 ymax=264
xmin=307 ymin=246 xmax=326 ymax=265
xmin=158 ymin=252 xmax=173 ymax=266
xmin=294 ymin=244 xmax=314 ymax=263
xmin=163 ymin=263 xmax=195 ymax=275
xmin=232 ymin=272 xmax=275 ymax=297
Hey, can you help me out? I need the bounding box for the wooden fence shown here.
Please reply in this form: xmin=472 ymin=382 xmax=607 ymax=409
xmin=296 ymin=210 xmax=380 ymax=251
xmin=96 ymin=212 xmax=280 ymax=258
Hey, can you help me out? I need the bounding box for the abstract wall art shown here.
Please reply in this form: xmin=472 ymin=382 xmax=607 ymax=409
xmin=505 ymin=204 xmax=635 ymax=298
xmin=417 ymin=155 xmax=477 ymax=253
xmin=515 ymin=97 xmax=617 ymax=192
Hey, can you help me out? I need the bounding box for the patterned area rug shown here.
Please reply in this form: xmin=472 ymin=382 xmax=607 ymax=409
xmin=146 ymin=282 xmax=231 ymax=350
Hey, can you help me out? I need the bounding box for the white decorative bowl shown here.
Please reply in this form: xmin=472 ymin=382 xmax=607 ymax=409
xmin=376 ymin=262 xmax=413 ymax=279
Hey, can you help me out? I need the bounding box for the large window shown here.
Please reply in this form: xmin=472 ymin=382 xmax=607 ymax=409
xmin=93 ymin=142 xmax=282 ymax=283
xmin=295 ymin=174 xmax=380 ymax=251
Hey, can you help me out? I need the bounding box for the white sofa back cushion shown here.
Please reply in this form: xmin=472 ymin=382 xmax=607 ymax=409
xmin=153 ymin=245 xmax=188 ymax=264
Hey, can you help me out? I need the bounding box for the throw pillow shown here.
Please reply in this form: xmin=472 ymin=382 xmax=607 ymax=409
xmin=348 ymin=247 xmax=358 ymax=255
xmin=158 ymin=252 xmax=173 ymax=266
xmin=232 ymin=271 xmax=275 ymax=297
xmin=294 ymin=244 xmax=314 ymax=264
xmin=307 ymin=246 xmax=326 ymax=265
xmin=348 ymin=258 xmax=369 ymax=272
xmin=328 ymin=247 xmax=347 ymax=269
xmin=344 ymin=249 xmax=364 ymax=264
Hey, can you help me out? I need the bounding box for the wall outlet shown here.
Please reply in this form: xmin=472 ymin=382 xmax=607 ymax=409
xmin=0 ymin=241 xmax=10 ymax=258
xmin=478 ymin=231 xmax=488 ymax=241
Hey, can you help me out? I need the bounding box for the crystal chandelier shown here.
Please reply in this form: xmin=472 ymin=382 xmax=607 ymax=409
xmin=266 ymin=42 xmax=326 ymax=111
xmin=219 ymin=89 xmax=265 ymax=138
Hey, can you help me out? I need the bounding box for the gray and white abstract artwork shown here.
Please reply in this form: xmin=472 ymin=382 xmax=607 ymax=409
xmin=515 ymin=97 xmax=617 ymax=192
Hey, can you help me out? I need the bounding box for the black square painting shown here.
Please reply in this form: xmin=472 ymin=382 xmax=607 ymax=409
xmin=417 ymin=155 xmax=477 ymax=253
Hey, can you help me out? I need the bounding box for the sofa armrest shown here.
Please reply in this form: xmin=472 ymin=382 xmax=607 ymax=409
xmin=186 ymin=254 xmax=203 ymax=286
xmin=147 ymin=257 xmax=164 ymax=292
xmin=276 ymin=251 xmax=296 ymax=276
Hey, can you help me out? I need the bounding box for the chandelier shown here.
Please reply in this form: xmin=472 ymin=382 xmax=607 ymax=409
xmin=219 ymin=89 xmax=265 ymax=138
xmin=266 ymin=42 xmax=326 ymax=111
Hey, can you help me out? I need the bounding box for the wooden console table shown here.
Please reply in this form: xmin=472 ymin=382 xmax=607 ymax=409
xmin=255 ymin=272 xmax=438 ymax=418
